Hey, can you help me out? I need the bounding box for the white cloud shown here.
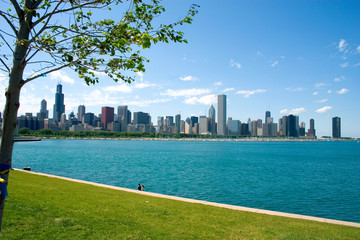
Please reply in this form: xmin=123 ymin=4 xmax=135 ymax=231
xmin=179 ymin=75 xmax=198 ymax=81
xmin=354 ymin=62 xmax=360 ymax=67
xmin=49 ymin=70 xmax=75 ymax=84
xmin=340 ymin=62 xmax=349 ymax=68
xmin=184 ymin=94 xmax=217 ymax=105
xmin=279 ymin=108 xmax=306 ymax=115
xmin=313 ymin=92 xmax=319 ymax=96
xmin=314 ymin=83 xmax=326 ymax=88
xmin=280 ymin=56 xmax=286 ymax=59
xmin=102 ymin=84 xmax=132 ymax=93
xmin=357 ymin=45 xmax=360 ymax=52
xmin=236 ymin=89 xmax=266 ymax=98
xmin=316 ymin=99 xmax=328 ymax=103
xmin=327 ymin=90 xmax=332 ymax=94
xmin=334 ymin=76 xmax=345 ymax=82
xmin=256 ymin=51 xmax=263 ymax=56
xmin=315 ymin=106 xmax=332 ymax=113
xmin=286 ymin=87 xmax=305 ymax=92
xmin=123 ymin=98 xmax=171 ymax=107
xmin=161 ymin=88 xmax=211 ymax=97
xmin=338 ymin=39 xmax=348 ymax=52
xmin=136 ymin=72 xmax=144 ymax=82
xmin=336 ymin=88 xmax=349 ymax=94
xmin=82 ymin=90 xmax=120 ymax=107
xmin=134 ymin=82 xmax=157 ymax=89
xmin=271 ymin=61 xmax=279 ymax=67
xmin=289 ymin=107 xmax=306 ymax=115
xmin=222 ymin=88 xmax=235 ymax=93
xmin=230 ymin=59 xmax=242 ymax=69
xmin=214 ymin=81 xmax=222 ymax=86
xmin=280 ymin=109 xmax=288 ymax=114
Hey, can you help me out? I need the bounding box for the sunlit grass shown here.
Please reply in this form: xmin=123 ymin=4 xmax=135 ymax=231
xmin=1 ymin=170 xmax=359 ymax=239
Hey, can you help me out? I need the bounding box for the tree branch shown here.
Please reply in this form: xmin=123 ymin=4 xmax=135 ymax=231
xmin=0 ymin=11 xmax=18 ymax=36
xmin=0 ymin=58 xmax=10 ymax=73
xmin=22 ymin=62 xmax=72 ymax=85
xmin=10 ymin=0 xmax=23 ymax=20
xmin=29 ymin=0 xmax=63 ymax=44
xmin=32 ymin=0 xmax=107 ymax=28
xmin=0 ymin=33 xmax=15 ymax=54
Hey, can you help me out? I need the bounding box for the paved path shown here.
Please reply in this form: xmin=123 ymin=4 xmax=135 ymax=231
xmin=14 ymin=169 xmax=360 ymax=228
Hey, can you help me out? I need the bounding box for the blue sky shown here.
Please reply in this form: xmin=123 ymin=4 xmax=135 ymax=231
xmin=1 ymin=0 xmax=359 ymax=137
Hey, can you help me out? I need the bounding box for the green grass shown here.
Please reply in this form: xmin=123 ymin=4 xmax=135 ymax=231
xmin=1 ymin=171 xmax=359 ymax=239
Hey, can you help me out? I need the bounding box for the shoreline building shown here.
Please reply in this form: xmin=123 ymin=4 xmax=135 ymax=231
xmin=101 ymin=106 xmax=114 ymax=129
xmin=307 ymin=119 xmax=316 ymax=138
xmin=208 ymin=105 xmax=216 ymax=134
xmin=77 ymin=105 xmax=85 ymax=123
xmin=217 ymin=94 xmax=226 ymax=135
xmin=175 ymin=114 xmax=181 ymax=134
xmin=332 ymin=117 xmax=341 ymax=138
xmin=118 ymin=105 xmax=131 ymax=132
xmin=265 ymin=111 xmax=271 ymax=123
xmin=53 ymin=83 xmax=65 ymax=122
xmin=37 ymin=99 xmax=48 ymax=119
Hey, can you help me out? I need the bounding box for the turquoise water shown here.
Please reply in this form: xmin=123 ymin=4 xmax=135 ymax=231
xmin=11 ymin=139 xmax=360 ymax=223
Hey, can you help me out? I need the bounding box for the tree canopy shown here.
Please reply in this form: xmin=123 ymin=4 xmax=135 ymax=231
xmin=0 ymin=0 xmax=199 ymax=85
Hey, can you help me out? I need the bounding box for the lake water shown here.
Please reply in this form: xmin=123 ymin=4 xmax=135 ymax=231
xmin=11 ymin=139 xmax=360 ymax=223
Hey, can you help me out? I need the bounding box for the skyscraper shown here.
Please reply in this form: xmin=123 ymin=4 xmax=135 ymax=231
xmin=332 ymin=117 xmax=341 ymax=138
xmin=134 ymin=112 xmax=150 ymax=125
xmin=208 ymin=105 xmax=216 ymax=134
xmin=101 ymin=106 xmax=114 ymax=129
xmin=265 ymin=111 xmax=271 ymax=123
xmin=38 ymin=99 xmax=48 ymax=119
xmin=217 ymin=94 xmax=226 ymax=135
xmin=118 ymin=105 xmax=131 ymax=131
xmin=77 ymin=105 xmax=85 ymax=122
xmin=175 ymin=114 xmax=181 ymax=133
xmin=287 ymin=114 xmax=298 ymax=137
xmin=53 ymin=83 xmax=65 ymax=122
xmin=307 ymin=119 xmax=316 ymax=138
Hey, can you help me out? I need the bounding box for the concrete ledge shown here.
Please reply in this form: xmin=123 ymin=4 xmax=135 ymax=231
xmin=13 ymin=169 xmax=360 ymax=228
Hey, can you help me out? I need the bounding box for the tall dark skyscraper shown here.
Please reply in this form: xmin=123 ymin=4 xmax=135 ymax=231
xmin=265 ymin=111 xmax=271 ymax=123
xmin=287 ymin=114 xmax=298 ymax=137
xmin=217 ymin=94 xmax=226 ymax=135
xmin=307 ymin=119 xmax=316 ymax=138
xmin=134 ymin=112 xmax=150 ymax=125
xmin=332 ymin=117 xmax=341 ymax=138
xmin=53 ymin=84 xmax=65 ymax=122
xmin=175 ymin=114 xmax=181 ymax=133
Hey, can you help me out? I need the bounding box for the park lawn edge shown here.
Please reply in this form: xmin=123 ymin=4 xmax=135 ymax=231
xmin=0 ymin=170 xmax=359 ymax=239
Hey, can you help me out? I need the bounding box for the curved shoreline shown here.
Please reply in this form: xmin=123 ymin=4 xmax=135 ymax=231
xmin=14 ymin=168 xmax=360 ymax=228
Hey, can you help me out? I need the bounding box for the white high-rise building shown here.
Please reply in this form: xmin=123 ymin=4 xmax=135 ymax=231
xmin=217 ymin=94 xmax=226 ymax=135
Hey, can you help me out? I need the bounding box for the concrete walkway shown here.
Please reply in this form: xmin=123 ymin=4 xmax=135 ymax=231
xmin=14 ymin=169 xmax=360 ymax=228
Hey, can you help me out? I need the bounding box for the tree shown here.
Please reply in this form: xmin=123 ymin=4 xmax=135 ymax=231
xmin=0 ymin=0 xmax=198 ymax=230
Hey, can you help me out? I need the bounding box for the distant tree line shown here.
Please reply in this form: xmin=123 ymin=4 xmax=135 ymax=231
xmin=17 ymin=128 xmax=266 ymax=139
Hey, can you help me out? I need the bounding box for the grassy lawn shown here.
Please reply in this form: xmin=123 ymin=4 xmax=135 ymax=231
xmin=0 ymin=171 xmax=359 ymax=239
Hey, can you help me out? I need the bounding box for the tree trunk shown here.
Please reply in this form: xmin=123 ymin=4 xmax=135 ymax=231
xmin=0 ymin=70 xmax=22 ymax=230
xmin=0 ymin=1 xmax=33 ymax=230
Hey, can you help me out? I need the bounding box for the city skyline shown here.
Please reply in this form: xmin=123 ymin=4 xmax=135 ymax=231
xmin=18 ymin=86 xmax=336 ymax=138
xmin=1 ymin=1 xmax=359 ymax=137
